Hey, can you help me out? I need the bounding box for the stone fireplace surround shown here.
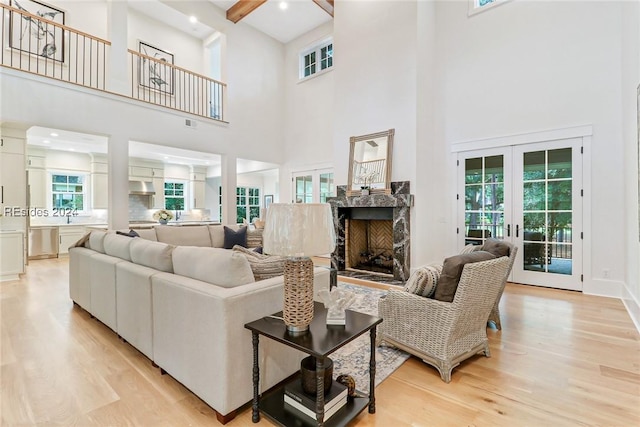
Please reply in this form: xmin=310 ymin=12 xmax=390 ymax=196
xmin=328 ymin=181 xmax=413 ymax=282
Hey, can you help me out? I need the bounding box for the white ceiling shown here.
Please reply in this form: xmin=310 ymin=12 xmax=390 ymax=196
xmin=208 ymin=0 xmax=332 ymax=43
xmin=26 ymin=126 xmax=279 ymax=174
xmin=129 ymin=0 xmax=216 ymax=40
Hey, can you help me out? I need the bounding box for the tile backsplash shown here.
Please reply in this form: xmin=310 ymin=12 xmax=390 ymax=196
xmin=129 ymin=195 xmax=152 ymax=221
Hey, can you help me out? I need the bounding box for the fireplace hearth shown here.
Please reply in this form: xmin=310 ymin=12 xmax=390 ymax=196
xmin=328 ymin=181 xmax=413 ymax=282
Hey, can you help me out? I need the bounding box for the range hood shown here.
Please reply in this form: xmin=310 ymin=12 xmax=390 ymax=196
xmin=129 ymin=181 xmax=156 ymax=195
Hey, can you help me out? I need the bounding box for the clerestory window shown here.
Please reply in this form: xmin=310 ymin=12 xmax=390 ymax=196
xmin=300 ymin=38 xmax=333 ymax=80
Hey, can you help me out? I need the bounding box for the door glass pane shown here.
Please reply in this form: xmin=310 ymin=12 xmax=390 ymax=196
xmin=295 ymin=175 xmax=312 ymax=203
xmin=522 ymin=148 xmax=572 ymax=275
xmin=320 ymin=173 xmax=334 ymax=203
xmin=464 ymin=155 xmax=504 ymax=245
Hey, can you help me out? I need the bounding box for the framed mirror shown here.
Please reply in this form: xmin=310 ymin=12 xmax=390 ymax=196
xmin=347 ymin=129 xmax=394 ymax=196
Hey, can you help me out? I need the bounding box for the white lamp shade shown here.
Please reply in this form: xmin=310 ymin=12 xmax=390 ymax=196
xmin=263 ymin=203 xmax=336 ymax=257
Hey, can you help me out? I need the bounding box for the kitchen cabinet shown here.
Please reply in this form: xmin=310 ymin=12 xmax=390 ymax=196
xmin=152 ymin=176 xmax=165 ymax=209
xmin=59 ymin=226 xmax=85 ymax=255
xmin=27 ymin=155 xmax=46 ymax=168
xmin=28 ymin=168 xmax=47 ymax=208
xmin=130 ymin=166 xmax=163 ymax=179
xmin=192 ymin=181 xmax=205 ymax=208
xmin=0 ymin=137 xmax=25 ymax=154
xmin=1 ymin=151 xmax=26 ymax=210
xmin=0 ymin=232 xmax=25 ymax=281
xmin=92 ymin=173 xmax=108 ymax=209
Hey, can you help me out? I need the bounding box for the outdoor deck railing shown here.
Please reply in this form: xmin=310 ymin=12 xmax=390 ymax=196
xmin=1 ymin=3 xmax=226 ymax=122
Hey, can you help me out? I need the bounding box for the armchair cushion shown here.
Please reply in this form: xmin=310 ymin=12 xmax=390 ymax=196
xmin=403 ymin=264 xmax=442 ymax=298
xmin=481 ymin=238 xmax=511 ymax=258
xmin=434 ymin=251 xmax=496 ymax=302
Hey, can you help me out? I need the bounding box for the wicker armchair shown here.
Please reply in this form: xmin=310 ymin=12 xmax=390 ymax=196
xmin=487 ymin=243 xmax=517 ymax=330
xmin=377 ymin=256 xmax=511 ymax=383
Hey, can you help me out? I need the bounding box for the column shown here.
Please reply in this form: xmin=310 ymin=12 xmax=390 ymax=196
xmin=220 ymin=154 xmax=237 ymax=225
xmin=106 ymin=0 xmax=129 ymax=95
xmin=107 ymin=133 xmax=129 ymax=230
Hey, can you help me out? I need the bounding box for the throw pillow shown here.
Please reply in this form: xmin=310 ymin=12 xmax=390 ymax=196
xmin=253 ymin=246 xmax=263 ymax=254
xmin=403 ymin=264 xmax=442 ymax=298
xmin=434 ymin=251 xmax=496 ymax=302
xmin=232 ymin=245 xmax=285 ymax=281
xmin=224 ymin=225 xmax=247 ymax=249
xmin=481 ymin=238 xmax=511 ymax=258
xmin=246 ymin=228 xmax=263 ymax=248
xmin=116 ymin=229 xmax=140 ymax=238
xmin=460 ymin=244 xmax=481 ymax=254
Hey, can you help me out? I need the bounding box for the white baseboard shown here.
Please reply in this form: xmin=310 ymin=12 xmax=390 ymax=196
xmin=583 ymin=278 xmax=625 ymax=298
xmin=621 ymin=285 xmax=640 ymax=334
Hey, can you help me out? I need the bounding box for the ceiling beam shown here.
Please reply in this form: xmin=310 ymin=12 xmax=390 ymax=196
xmin=312 ymin=0 xmax=334 ymax=17
xmin=226 ymin=0 xmax=267 ymax=24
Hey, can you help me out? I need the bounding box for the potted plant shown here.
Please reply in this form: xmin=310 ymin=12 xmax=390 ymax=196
xmin=360 ymin=185 xmax=370 ymax=195
xmin=153 ymin=209 xmax=174 ymax=224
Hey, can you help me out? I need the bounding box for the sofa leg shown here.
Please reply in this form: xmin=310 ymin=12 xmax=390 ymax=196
xmin=215 ymin=410 xmax=237 ymax=425
xmin=152 ymin=362 xmax=159 ymax=368
xmin=160 ymin=368 xmax=167 ymax=375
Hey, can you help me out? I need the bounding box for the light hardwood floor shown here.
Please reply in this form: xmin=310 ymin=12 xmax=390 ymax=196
xmin=1 ymin=257 xmax=639 ymax=426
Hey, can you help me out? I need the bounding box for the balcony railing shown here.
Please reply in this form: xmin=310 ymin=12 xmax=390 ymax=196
xmin=1 ymin=3 xmax=226 ymax=121
xmin=128 ymin=49 xmax=225 ymax=121
xmin=1 ymin=3 xmax=109 ymax=90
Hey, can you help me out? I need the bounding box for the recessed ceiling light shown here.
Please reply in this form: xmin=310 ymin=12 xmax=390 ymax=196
xmin=279 ymin=1 xmax=288 ymax=10
xmin=69 ymin=148 xmax=75 ymax=151
xmin=189 ymin=16 xmax=197 ymax=24
xmin=50 ymin=132 xmax=58 ymax=137
xmin=43 ymin=140 xmax=50 ymax=144
xmin=164 ymin=156 xmax=169 ymax=160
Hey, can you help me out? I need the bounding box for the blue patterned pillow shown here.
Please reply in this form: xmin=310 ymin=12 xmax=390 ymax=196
xmin=403 ymin=264 xmax=442 ymax=298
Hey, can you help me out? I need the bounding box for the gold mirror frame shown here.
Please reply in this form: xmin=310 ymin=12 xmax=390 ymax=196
xmin=347 ymin=129 xmax=394 ymax=196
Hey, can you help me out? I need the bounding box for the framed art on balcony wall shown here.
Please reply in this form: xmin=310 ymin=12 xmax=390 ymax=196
xmin=9 ymin=0 xmax=65 ymax=62
xmin=138 ymin=41 xmax=174 ymax=95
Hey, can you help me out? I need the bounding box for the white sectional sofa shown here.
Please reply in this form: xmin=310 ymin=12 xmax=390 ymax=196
xmin=68 ymin=225 xmax=330 ymax=424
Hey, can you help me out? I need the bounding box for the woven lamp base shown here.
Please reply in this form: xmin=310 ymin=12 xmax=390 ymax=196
xmin=283 ymin=257 xmax=315 ymax=334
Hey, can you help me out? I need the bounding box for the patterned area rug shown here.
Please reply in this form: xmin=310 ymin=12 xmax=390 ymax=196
xmin=330 ymin=283 xmax=410 ymax=392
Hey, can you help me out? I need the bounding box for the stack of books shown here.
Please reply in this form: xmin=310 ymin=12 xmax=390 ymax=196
xmin=284 ymin=379 xmax=348 ymax=422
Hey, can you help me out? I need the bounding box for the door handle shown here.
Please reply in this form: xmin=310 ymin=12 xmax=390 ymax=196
xmin=516 ymin=224 xmax=520 ymax=238
xmin=507 ymin=224 xmax=511 ymax=237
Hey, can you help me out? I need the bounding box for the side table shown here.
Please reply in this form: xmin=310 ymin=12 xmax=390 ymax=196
xmin=244 ymin=302 xmax=382 ymax=427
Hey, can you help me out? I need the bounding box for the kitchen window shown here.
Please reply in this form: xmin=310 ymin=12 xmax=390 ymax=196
xmin=164 ymin=181 xmax=185 ymax=210
xmin=51 ymin=173 xmax=85 ymax=211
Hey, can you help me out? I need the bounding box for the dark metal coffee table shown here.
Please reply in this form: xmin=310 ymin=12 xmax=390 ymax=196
xmin=244 ymin=301 xmax=382 ymax=427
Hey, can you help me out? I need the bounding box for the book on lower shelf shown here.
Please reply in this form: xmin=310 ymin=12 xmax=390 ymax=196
xmin=284 ymin=379 xmax=348 ymax=421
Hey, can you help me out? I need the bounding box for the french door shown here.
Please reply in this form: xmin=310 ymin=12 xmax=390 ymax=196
xmin=292 ymin=169 xmax=335 ymax=203
xmin=457 ymin=138 xmax=583 ymax=291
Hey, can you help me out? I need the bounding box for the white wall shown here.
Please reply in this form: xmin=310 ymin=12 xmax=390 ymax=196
xmin=128 ymin=8 xmax=204 ymax=74
xmin=621 ymin=0 xmax=640 ymax=327
xmin=281 ymin=21 xmax=335 ymax=192
xmin=49 ymin=0 xmax=108 ymax=40
xmin=333 ymin=0 xmax=418 ymax=189
xmin=437 ymin=0 xmax=627 ymax=290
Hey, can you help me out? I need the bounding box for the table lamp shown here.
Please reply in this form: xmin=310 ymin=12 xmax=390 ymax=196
xmin=263 ymin=203 xmax=336 ymax=334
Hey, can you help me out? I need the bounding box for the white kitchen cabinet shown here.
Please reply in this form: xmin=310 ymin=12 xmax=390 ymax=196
xmin=92 ymin=173 xmax=108 ymax=209
xmin=28 ymin=168 xmax=47 ymax=208
xmin=0 ymin=232 xmax=25 ymax=281
xmin=130 ymin=166 xmax=153 ymax=179
xmin=152 ymin=176 xmax=165 ymax=209
xmin=1 ymin=152 xmax=27 ymax=210
xmin=192 ymin=180 xmax=205 ymax=209
xmin=27 ymin=155 xmax=46 ymax=168
xmin=0 ymin=137 xmax=25 ymax=154
xmin=59 ymin=226 xmax=85 ymax=255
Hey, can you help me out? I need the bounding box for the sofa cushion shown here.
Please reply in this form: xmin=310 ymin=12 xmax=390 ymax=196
xmin=434 ymin=251 xmax=496 ymax=302
xmin=103 ymin=233 xmax=134 ymax=261
xmin=172 ymin=246 xmax=254 ymax=288
xmin=88 ymin=230 xmax=107 ymax=253
xmin=155 ymin=225 xmax=212 ymax=247
xmin=481 ymin=238 xmax=511 ymax=258
xmin=232 ymin=245 xmax=285 ymax=281
xmin=130 ymin=238 xmax=175 ymax=273
xmin=460 ymin=244 xmax=481 ymax=254
xmin=404 ymin=264 xmax=442 ymax=298
xmin=246 ymin=228 xmax=263 ymax=249
xmin=224 ymin=226 xmax=247 ymax=249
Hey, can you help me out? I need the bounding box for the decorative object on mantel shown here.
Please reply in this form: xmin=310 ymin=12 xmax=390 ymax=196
xmin=153 ymin=209 xmax=174 ymax=224
xmin=348 ymin=128 xmax=394 ymax=196
xmin=318 ymin=288 xmax=356 ymax=325
xmin=263 ymin=203 xmax=336 ymax=334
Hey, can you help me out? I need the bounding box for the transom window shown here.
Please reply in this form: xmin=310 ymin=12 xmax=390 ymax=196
xmin=164 ymin=182 xmax=185 ymax=210
xmin=469 ymin=0 xmax=509 ymax=15
xmin=300 ymin=38 xmax=333 ymax=80
xmin=51 ymin=174 xmax=85 ymax=210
